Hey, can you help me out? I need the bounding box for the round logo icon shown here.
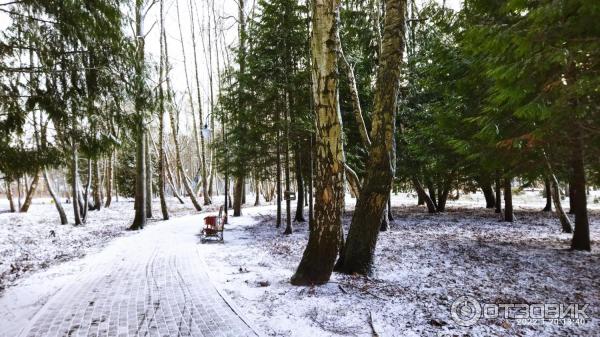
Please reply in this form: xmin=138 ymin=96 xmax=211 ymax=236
xmin=451 ymin=295 xmax=482 ymax=326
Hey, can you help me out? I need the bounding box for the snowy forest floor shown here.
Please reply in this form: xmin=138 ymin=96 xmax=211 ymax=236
xmin=1 ymin=191 xmax=599 ymax=336
xmin=200 ymin=192 xmax=600 ymax=336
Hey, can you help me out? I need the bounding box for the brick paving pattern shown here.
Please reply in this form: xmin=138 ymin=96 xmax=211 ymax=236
xmin=18 ymin=222 xmax=257 ymax=337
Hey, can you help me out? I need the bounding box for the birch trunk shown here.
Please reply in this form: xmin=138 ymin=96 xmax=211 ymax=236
xmin=167 ymin=99 xmax=202 ymax=211
xmin=294 ymin=147 xmax=306 ymax=222
xmin=550 ymin=175 xmax=572 ymax=233
xmin=164 ymin=145 xmax=185 ymax=204
xmin=337 ymin=0 xmax=407 ymax=275
xmin=19 ymin=171 xmax=39 ymax=213
xmin=44 ymin=170 xmax=68 ymax=225
xmin=5 ymin=181 xmax=15 ymax=212
xmin=284 ymin=93 xmax=293 ymax=234
xmin=412 ymin=178 xmax=436 ymax=213
xmin=176 ymin=0 xmax=202 ymax=181
xmin=145 ymin=133 xmax=153 ymax=218
xmin=188 ymin=0 xmax=211 ymax=205
xmin=339 ymin=45 xmax=370 ymax=147
xmin=158 ymin=0 xmax=169 ymax=220
xmin=291 ymin=0 xmax=345 ymax=285
xmin=81 ymin=159 xmax=92 ymax=223
xmin=163 ymin=7 xmax=202 ymax=212
xmin=71 ymin=139 xmax=82 ymax=226
xmin=543 ymin=153 xmax=572 ymax=233
xmin=344 ymin=163 xmax=361 ymax=199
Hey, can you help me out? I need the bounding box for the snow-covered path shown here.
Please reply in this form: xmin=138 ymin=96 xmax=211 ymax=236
xmin=1 ymin=213 xmax=258 ymax=337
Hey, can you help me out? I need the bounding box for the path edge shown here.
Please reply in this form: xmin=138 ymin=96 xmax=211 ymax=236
xmin=194 ymin=245 xmax=263 ymax=337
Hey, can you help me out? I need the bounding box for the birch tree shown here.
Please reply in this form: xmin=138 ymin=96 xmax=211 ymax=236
xmin=336 ymin=0 xmax=407 ymax=275
xmin=291 ymin=0 xmax=346 ymax=285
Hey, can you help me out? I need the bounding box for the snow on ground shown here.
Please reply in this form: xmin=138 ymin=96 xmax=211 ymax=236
xmin=200 ymin=191 xmax=600 ymax=337
xmin=0 ymin=197 xmax=213 ymax=292
xmin=1 ymin=190 xmax=599 ymax=336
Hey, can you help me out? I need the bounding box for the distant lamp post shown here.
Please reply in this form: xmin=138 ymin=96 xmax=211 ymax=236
xmin=201 ymin=123 xmax=211 ymax=139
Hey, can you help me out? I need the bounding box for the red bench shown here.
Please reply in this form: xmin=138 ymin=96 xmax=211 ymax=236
xmin=201 ymin=206 xmax=225 ymax=243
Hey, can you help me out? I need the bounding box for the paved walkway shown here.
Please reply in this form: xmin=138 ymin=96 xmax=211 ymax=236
xmin=16 ymin=214 xmax=258 ymax=337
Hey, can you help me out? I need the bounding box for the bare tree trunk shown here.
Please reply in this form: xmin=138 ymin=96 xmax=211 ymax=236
xmin=99 ymin=160 xmax=105 ymax=203
xmin=379 ymin=204 xmax=390 ymax=232
xmin=232 ymin=0 xmax=246 ymax=218
xmin=158 ymin=0 xmax=170 ymax=221
xmin=104 ymin=152 xmax=114 ymax=207
xmin=426 ymin=180 xmax=437 ymax=210
xmin=130 ymin=0 xmax=147 ymax=230
xmin=92 ymin=159 xmax=102 ymax=210
xmin=254 ymin=176 xmax=261 ymax=206
xmin=145 ymin=134 xmax=153 ymax=218
xmin=436 ymin=178 xmax=451 ymax=212
xmin=503 ymin=176 xmax=514 ymax=222
xmin=339 ymin=45 xmax=370 ymax=148
xmin=5 ymin=180 xmax=15 ymax=212
xmin=568 ymin=183 xmax=576 ymax=214
xmin=276 ymin=128 xmax=282 ymax=227
xmin=480 ymin=179 xmax=495 ymax=209
xmin=388 ymin=194 xmax=393 ymax=220
xmin=543 ymin=153 xmax=572 ymax=233
xmin=17 ymin=177 xmax=22 ymax=211
xmin=164 ymin=149 xmax=185 ymax=204
xmin=131 ymin=122 xmax=147 ymax=229
xmin=233 ymin=177 xmax=244 ymax=216
xmin=570 ymin=133 xmax=590 ymax=251
xmin=542 ymin=177 xmax=552 ymax=212
xmin=550 ymin=175 xmax=572 ymax=233
xmin=81 ymin=159 xmax=92 ymax=223
xmin=242 ymin=182 xmax=246 ymax=204
xmin=494 ymin=174 xmax=502 ymax=214
xmin=188 ymin=0 xmax=211 ymax=205
xmin=417 ymin=191 xmax=424 ymax=205
xmin=44 ymin=170 xmax=68 ymax=225
xmin=292 ymin=0 xmax=346 ymax=285
xmin=294 ymin=148 xmax=306 ymax=222
xmin=164 ymin=8 xmax=202 ymax=212
xmin=208 ymin=0 xmax=221 ymax=199
xmin=76 ymin=175 xmax=85 ymax=218
xmin=176 ymin=0 xmax=203 ymax=187
xmin=19 ymin=171 xmax=40 ymax=213
xmin=344 ymin=163 xmax=361 ymax=199
xmin=336 ymin=0 xmax=406 ymax=275
xmin=413 ymin=178 xmax=436 ymax=213
xmin=283 ymin=95 xmax=293 ymax=234
xmin=167 ymin=100 xmax=202 ymax=211
xmin=71 ymin=140 xmax=82 ymax=226
xmin=227 ymin=180 xmax=233 ymax=210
